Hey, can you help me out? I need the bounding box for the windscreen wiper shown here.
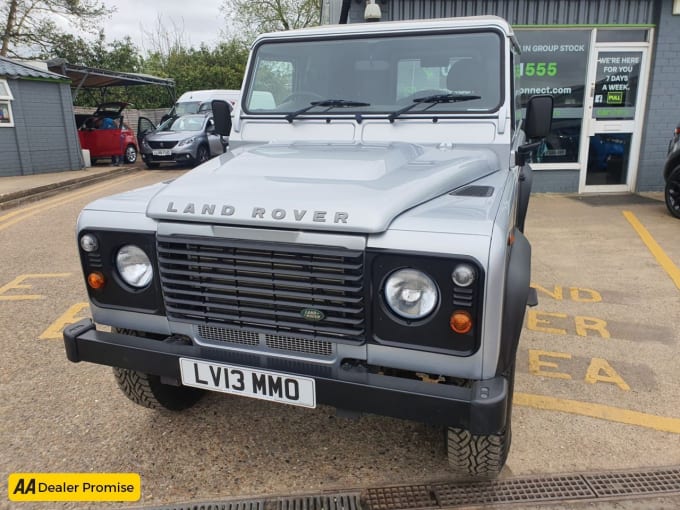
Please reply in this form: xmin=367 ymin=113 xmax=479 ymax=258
xmin=285 ymin=99 xmax=370 ymax=123
xmin=387 ymin=93 xmax=481 ymax=122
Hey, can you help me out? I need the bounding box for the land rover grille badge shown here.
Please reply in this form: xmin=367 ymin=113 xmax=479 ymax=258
xmin=300 ymin=308 xmax=325 ymax=322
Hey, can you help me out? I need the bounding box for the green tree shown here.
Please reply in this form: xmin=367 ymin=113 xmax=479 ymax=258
xmin=1 ymin=0 xmax=113 ymax=57
xmin=221 ymin=0 xmax=321 ymax=42
xmin=144 ymin=40 xmax=249 ymax=99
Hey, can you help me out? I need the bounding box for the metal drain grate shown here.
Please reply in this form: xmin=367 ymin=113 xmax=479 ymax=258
xmin=130 ymin=467 xmax=680 ymax=510
xmin=277 ymin=494 xmax=361 ymax=510
xmin=362 ymin=468 xmax=680 ymax=509
xmin=432 ymin=475 xmax=594 ymax=506
xmin=141 ymin=500 xmax=265 ymax=510
xmin=361 ymin=485 xmax=434 ymax=510
xmin=584 ymin=467 xmax=680 ymax=497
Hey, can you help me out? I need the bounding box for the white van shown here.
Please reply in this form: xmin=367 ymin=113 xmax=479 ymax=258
xmin=168 ymin=89 xmax=240 ymax=117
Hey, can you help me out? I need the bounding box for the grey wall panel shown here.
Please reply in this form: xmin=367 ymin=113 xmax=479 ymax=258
xmin=636 ymin=0 xmax=679 ymax=192
xmin=0 ymin=130 xmax=21 ymax=176
xmin=5 ymin=79 xmax=82 ymax=176
xmin=374 ymin=0 xmax=656 ymax=25
xmin=59 ymin=83 xmax=83 ymax=169
xmin=531 ymin=169 xmax=580 ymax=193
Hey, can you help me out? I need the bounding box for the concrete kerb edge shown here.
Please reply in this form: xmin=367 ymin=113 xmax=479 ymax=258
xmin=0 ymin=167 xmax=138 ymax=211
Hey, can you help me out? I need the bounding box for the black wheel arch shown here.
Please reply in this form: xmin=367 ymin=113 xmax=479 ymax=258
xmin=663 ymin=150 xmax=680 ymax=183
xmin=495 ymin=228 xmax=532 ymax=377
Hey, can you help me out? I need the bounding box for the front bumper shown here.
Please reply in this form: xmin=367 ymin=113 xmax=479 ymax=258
xmin=63 ymin=319 xmax=509 ymax=434
xmin=142 ymin=150 xmax=195 ymax=165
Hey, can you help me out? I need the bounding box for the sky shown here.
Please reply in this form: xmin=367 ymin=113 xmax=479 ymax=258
xmin=98 ymin=0 xmax=226 ymax=52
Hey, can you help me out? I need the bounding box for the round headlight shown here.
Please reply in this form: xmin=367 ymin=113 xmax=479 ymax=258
xmin=384 ymin=269 xmax=438 ymax=320
xmin=116 ymin=245 xmax=153 ymax=288
xmin=452 ymin=264 xmax=476 ymax=287
xmin=80 ymin=234 xmax=98 ymax=253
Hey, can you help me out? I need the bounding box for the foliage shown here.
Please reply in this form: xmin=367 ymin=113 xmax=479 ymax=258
xmin=39 ymin=32 xmax=248 ymax=109
xmin=5 ymin=6 xmax=251 ymax=109
xmin=0 ymin=0 xmax=113 ymax=57
xmin=222 ymin=0 xmax=322 ymax=42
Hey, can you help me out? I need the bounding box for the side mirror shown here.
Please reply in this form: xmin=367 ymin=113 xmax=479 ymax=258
xmin=524 ymin=95 xmax=553 ymax=140
xmin=211 ymin=100 xmax=232 ymax=137
xmin=516 ymin=95 xmax=554 ymax=167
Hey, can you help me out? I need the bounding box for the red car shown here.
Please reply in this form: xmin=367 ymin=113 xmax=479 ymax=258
xmin=76 ymin=102 xmax=138 ymax=165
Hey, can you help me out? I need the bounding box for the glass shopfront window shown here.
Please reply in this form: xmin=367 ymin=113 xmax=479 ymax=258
xmin=515 ymin=30 xmax=591 ymax=163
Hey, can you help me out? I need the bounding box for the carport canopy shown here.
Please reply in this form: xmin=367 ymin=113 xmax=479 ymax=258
xmin=47 ymin=58 xmax=175 ymax=103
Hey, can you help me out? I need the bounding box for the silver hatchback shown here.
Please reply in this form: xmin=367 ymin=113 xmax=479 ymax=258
xmin=138 ymin=113 xmax=227 ymax=169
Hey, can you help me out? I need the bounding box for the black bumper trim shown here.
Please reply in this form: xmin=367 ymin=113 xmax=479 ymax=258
xmin=63 ymin=319 xmax=509 ymax=434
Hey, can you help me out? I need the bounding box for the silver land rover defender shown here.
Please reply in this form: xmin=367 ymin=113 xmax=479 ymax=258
xmin=64 ymin=16 xmax=552 ymax=477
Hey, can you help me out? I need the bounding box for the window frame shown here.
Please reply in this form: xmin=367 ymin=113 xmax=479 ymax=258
xmin=0 ymin=79 xmax=15 ymax=128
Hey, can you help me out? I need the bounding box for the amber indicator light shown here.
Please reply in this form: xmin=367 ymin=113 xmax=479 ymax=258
xmin=450 ymin=310 xmax=473 ymax=334
xmin=87 ymin=272 xmax=106 ymax=289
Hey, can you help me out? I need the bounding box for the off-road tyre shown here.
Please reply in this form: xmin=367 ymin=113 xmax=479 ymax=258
xmin=446 ymin=426 xmax=511 ymax=478
xmin=111 ymin=328 xmax=203 ymax=411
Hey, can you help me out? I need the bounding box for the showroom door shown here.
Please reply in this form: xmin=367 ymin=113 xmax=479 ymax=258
xmin=580 ymin=45 xmax=649 ymax=192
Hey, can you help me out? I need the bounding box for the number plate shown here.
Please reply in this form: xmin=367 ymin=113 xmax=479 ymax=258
xmin=152 ymin=149 xmax=172 ymax=156
xmin=179 ymin=358 xmax=316 ymax=408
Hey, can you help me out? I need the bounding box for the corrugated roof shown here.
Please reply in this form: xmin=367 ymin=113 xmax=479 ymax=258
xmin=0 ymin=56 xmax=68 ymax=81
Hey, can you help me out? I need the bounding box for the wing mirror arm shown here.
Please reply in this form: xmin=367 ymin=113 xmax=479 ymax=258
xmin=515 ymin=141 xmax=542 ymax=167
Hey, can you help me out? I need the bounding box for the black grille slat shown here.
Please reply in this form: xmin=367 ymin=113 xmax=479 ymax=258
xmin=162 ymin=286 xmax=364 ymax=314
xmin=159 ymin=267 xmax=363 ymax=293
xmin=164 ymin=298 xmax=364 ymax=326
xmin=158 ymin=235 xmax=366 ymax=342
xmin=159 ymin=276 xmax=364 ymax=304
xmin=157 ymin=255 xmax=363 ymax=282
xmin=168 ymin=307 xmax=364 ymax=338
xmin=159 ymin=246 xmax=363 ymax=270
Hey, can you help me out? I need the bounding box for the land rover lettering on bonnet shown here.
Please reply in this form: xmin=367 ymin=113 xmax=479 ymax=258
xmin=164 ymin=202 xmax=350 ymax=224
xmin=63 ymin=16 xmax=552 ymax=477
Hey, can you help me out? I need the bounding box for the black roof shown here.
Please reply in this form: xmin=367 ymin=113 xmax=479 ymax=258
xmin=46 ymin=58 xmax=175 ymax=101
xmin=0 ymin=56 xmax=68 ymax=81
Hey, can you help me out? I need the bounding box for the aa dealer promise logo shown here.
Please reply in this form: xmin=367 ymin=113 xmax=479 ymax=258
xmin=8 ymin=473 xmax=140 ymax=502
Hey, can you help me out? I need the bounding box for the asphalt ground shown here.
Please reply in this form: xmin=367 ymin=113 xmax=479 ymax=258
xmin=0 ymin=169 xmax=678 ymax=509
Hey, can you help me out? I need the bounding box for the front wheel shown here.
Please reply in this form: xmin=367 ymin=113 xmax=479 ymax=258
xmin=195 ymin=144 xmax=209 ymax=165
xmin=446 ymin=426 xmax=511 ymax=478
xmin=665 ymin=168 xmax=680 ymax=219
xmin=124 ymin=144 xmax=137 ymax=164
xmin=111 ymin=328 xmax=203 ymax=411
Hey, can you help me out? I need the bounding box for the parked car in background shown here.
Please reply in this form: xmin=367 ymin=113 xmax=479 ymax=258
xmin=76 ymin=102 xmax=138 ymax=165
xmin=138 ymin=113 xmax=227 ymax=169
xmin=163 ymin=90 xmax=240 ymax=121
xmin=664 ymin=120 xmax=680 ymax=218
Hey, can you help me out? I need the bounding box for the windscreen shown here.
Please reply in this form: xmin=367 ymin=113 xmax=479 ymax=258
xmin=174 ymin=101 xmax=202 ymax=116
xmin=162 ymin=115 xmax=205 ymax=132
xmin=243 ymin=30 xmax=503 ymax=116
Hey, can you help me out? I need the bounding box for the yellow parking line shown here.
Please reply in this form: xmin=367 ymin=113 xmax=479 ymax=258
xmin=516 ymin=392 xmax=680 ymax=434
xmin=623 ymin=210 xmax=680 ymax=290
xmin=0 ymin=174 xmax=142 ymax=232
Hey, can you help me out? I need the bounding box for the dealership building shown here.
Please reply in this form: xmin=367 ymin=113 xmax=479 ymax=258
xmin=322 ymin=0 xmax=680 ymax=193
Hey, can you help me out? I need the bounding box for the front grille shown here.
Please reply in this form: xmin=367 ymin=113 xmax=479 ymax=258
xmin=197 ymin=325 xmax=334 ymax=357
xmin=149 ymin=140 xmax=178 ymax=149
xmin=157 ymin=235 xmax=366 ymax=343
